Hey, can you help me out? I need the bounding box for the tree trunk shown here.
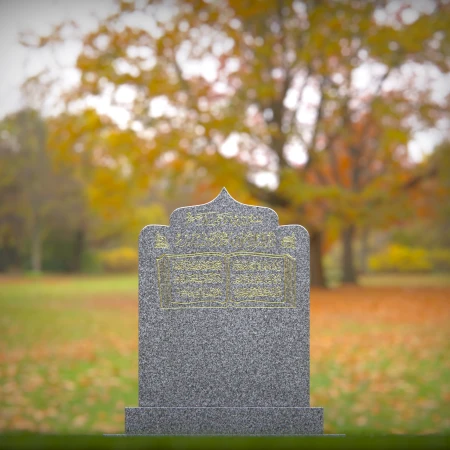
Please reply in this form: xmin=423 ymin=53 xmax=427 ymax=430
xmin=0 ymin=241 xmax=20 ymax=272
xmin=341 ymin=225 xmax=357 ymax=284
xmin=310 ymin=230 xmax=327 ymax=288
xmin=71 ymin=228 xmax=85 ymax=273
xmin=31 ymin=222 xmax=42 ymax=272
xmin=359 ymin=227 xmax=369 ymax=275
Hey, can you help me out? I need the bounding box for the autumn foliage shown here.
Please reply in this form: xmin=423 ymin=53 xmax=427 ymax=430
xmin=0 ymin=276 xmax=449 ymax=434
xmin=1 ymin=0 xmax=444 ymax=284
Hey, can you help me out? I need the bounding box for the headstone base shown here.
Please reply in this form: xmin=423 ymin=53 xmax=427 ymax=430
xmin=121 ymin=406 xmax=325 ymax=435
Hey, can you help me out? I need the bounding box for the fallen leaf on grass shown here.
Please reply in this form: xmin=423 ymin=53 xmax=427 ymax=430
xmin=73 ymin=415 xmax=88 ymax=427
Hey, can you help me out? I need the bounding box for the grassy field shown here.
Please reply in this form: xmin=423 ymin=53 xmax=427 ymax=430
xmin=0 ymin=274 xmax=449 ymax=436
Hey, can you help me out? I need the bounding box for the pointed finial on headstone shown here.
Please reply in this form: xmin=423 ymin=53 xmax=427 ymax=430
xmin=217 ymin=187 xmax=235 ymax=203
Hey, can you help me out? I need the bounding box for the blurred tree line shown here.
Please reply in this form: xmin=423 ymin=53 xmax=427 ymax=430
xmin=0 ymin=108 xmax=168 ymax=273
xmin=1 ymin=0 xmax=449 ymax=285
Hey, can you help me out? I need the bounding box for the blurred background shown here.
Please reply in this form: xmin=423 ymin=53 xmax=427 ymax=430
xmin=0 ymin=0 xmax=449 ymax=436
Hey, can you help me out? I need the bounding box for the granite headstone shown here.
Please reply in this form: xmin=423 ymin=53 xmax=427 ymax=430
xmin=122 ymin=188 xmax=327 ymax=435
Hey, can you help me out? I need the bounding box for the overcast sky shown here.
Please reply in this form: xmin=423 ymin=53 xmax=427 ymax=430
xmin=1 ymin=0 xmax=448 ymax=165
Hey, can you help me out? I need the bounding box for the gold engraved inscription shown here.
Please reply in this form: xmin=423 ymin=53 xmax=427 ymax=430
xmin=154 ymin=233 xmax=169 ymax=249
xmin=232 ymin=259 xmax=282 ymax=271
xmin=180 ymin=288 xmax=223 ymax=298
xmin=228 ymin=253 xmax=295 ymax=307
xmin=230 ymin=232 xmax=276 ymax=249
xmin=175 ymin=232 xmax=229 ymax=248
xmin=233 ymin=287 xmax=283 ymax=298
xmin=172 ymin=272 xmax=222 ymax=283
xmin=186 ymin=211 xmax=262 ymax=226
xmin=156 ymin=252 xmax=295 ymax=309
xmin=172 ymin=259 xmax=223 ymax=270
xmin=281 ymin=234 xmax=296 ymax=249
xmin=174 ymin=231 xmax=275 ymax=249
xmin=232 ymin=273 xmax=281 ymax=284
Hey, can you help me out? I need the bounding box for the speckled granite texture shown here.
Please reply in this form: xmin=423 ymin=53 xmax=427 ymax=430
xmin=122 ymin=188 xmax=325 ymax=435
xmin=125 ymin=407 xmax=323 ymax=435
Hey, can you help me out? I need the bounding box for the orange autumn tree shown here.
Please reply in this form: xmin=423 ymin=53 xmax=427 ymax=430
xmin=278 ymin=99 xmax=435 ymax=282
xmin=23 ymin=0 xmax=450 ymax=285
xmin=403 ymin=140 xmax=450 ymax=248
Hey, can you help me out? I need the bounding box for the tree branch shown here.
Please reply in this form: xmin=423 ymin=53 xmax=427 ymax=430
xmin=245 ymin=179 xmax=290 ymax=207
xmin=402 ymin=165 xmax=438 ymax=190
xmin=288 ymin=67 xmax=311 ymax=139
xmin=348 ymin=67 xmax=393 ymax=190
xmin=304 ymin=76 xmax=327 ymax=170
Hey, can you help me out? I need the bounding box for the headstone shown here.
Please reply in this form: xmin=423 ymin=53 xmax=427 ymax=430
xmin=122 ymin=188 xmax=328 ymax=435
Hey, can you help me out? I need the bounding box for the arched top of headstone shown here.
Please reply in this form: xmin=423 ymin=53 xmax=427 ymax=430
xmin=169 ymin=187 xmax=279 ymax=229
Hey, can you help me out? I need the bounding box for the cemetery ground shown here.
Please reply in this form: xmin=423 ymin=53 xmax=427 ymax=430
xmin=0 ymin=273 xmax=449 ymax=447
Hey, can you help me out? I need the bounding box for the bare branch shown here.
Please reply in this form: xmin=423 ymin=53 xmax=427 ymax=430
xmin=245 ymin=180 xmax=290 ymax=207
xmin=305 ymin=76 xmax=327 ymax=169
xmin=402 ymin=165 xmax=438 ymax=190
xmin=287 ymin=67 xmax=311 ymax=137
xmin=170 ymin=51 xmax=197 ymax=110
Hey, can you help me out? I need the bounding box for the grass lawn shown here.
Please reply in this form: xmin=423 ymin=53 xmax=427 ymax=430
xmin=0 ymin=274 xmax=449 ymax=436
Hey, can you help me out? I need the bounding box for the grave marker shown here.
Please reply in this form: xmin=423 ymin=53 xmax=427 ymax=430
xmin=122 ymin=188 xmax=330 ymax=435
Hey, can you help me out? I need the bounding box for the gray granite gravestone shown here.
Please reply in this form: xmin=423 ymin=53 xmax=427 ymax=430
xmin=122 ymin=188 xmax=328 ymax=435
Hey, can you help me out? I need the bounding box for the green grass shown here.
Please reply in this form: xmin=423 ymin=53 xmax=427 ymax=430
xmin=0 ymin=273 xmax=449 ymax=435
xmin=1 ymin=273 xmax=137 ymax=297
xmin=0 ymin=434 xmax=449 ymax=449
